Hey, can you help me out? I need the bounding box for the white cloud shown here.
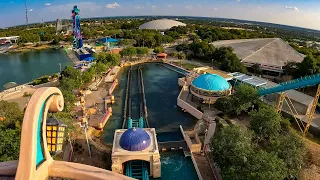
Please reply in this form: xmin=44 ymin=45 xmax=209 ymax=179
xmin=185 ymin=6 xmax=192 ymax=10
xmin=45 ymin=3 xmax=51 ymax=6
xmin=213 ymin=8 xmax=218 ymax=11
xmin=168 ymin=5 xmax=172 ymax=8
xmin=106 ymin=2 xmax=120 ymax=9
xmin=29 ymin=9 xmax=33 ymax=12
xmin=152 ymin=5 xmax=156 ymax=8
xmin=284 ymin=6 xmax=299 ymax=11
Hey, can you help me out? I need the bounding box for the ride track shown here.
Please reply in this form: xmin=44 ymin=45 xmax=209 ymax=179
xmin=122 ymin=66 xmax=149 ymax=129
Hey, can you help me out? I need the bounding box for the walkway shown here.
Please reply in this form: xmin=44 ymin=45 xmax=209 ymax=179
xmin=193 ymin=153 xmax=216 ymax=180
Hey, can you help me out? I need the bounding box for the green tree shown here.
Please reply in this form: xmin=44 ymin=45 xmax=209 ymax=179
xmin=177 ymin=51 xmax=186 ymax=60
xmin=232 ymin=84 xmax=259 ymax=114
xmin=120 ymin=46 xmax=137 ymax=58
xmin=106 ymin=54 xmax=120 ymax=66
xmin=136 ymin=47 xmax=149 ymax=56
xmin=244 ymin=150 xmax=287 ymax=180
xmin=214 ymin=96 xmax=234 ymax=114
xmin=268 ymin=131 xmax=305 ymax=176
xmin=0 ymin=101 xmax=23 ymax=129
xmin=249 ymin=106 xmax=282 ymax=141
xmin=296 ymin=54 xmax=320 ymax=77
xmin=153 ymin=46 xmax=164 ymax=53
xmin=0 ymin=129 xmax=21 ymax=162
xmin=118 ymin=39 xmax=136 ymax=47
xmin=0 ymin=101 xmax=23 ymax=162
xmin=95 ymin=62 xmax=107 ymax=76
xmin=61 ymin=66 xmax=82 ymax=80
xmin=211 ymin=126 xmax=253 ymax=168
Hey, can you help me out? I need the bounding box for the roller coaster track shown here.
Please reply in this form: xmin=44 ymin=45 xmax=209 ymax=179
xmin=122 ymin=67 xmax=132 ymax=129
xmin=258 ymin=73 xmax=320 ymax=96
xmin=138 ymin=66 xmax=150 ymax=128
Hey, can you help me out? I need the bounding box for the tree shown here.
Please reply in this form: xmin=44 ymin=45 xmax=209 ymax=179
xmin=249 ymin=106 xmax=282 ymax=141
xmin=215 ymin=84 xmax=259 ymax=115
xmin=232 ymin=84 xmax=259 ymax=114
xmin=153 ymin=46 xmax=164 ymax=53
xmin=120 ymin=46 xmax=137 ymax=58
xmin=95 ymin=62 xmax=107 ymax=76
xmin=177 ymin=51 xmax=186 ymax=60
xmin=251 ymin=63 xmax=263 ymax=75
xmin=0 ymin=128 xmax=21 ymax=162
xmin=0 ymin=101 xmax=23 ymax=129
xmin=82 ymin=70 xmax=94 ymax=84
xmin=214 ymin=96 xmax=234 ymax=114
xmin=0 ymin=101 xmax=23 ymax=162
xmin=268 ymin=131 xmax=305 ymax=176
xmin=118 ymin=39 xmax=136 ymax=47
xmin=106 ymin=54 xmax=120 ymax=66
xmin=61 ymin=66 xmax=82 ymax=80
xmin=244 ymin=150 xmax=287 ymax=180
xmin=136 ymin=47 xmax=149 ymax=56
xmin=211 ymin=126 xmax=253 ymax=168
xmin=296 ymin=54 xmax=320 ymax=77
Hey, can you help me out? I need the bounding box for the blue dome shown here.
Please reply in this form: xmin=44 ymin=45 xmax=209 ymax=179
xmin=192 ymin=74 xmax=230 ymax=91
xmin=120 ymin=128 xmax=151 ymax=151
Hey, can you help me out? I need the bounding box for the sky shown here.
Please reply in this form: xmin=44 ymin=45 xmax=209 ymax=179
xmin=0 ymin=0 xmax=320 ymax=30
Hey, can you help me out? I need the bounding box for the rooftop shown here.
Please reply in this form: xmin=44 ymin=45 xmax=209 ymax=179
xmin=192 ymin=74 xmax=230 ymax=91
xmin=139 ymin=19 xmax=186 ymax=30
xmin=211 ymin=38 xmax=305 ymax=67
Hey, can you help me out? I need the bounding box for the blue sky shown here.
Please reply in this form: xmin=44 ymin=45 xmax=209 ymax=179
xmin=1 ymin=0 xmax=320 ymax=30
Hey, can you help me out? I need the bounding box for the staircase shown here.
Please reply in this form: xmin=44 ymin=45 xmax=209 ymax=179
xmin=125 ymin=161 xmax=149 ymax=180
xmin=127 ymin=117 xmax=144 ymax=128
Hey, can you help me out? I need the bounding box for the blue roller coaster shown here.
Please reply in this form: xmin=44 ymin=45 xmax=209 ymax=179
xmin=258 ymin=73 xmax=320 ymax=96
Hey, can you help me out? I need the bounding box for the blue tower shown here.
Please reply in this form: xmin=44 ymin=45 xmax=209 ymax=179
xmin=71 ymin=5 xmax=83 ymax=49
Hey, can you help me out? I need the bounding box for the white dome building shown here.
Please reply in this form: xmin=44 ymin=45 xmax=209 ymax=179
xmin=139 ymin=19 xmax=186 ymax=30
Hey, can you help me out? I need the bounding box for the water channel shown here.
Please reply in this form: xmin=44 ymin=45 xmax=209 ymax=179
xmin=0 ymin=49 xmax=71 ymax=90
xmin=102 ymin=63 xmax=199 ymax=180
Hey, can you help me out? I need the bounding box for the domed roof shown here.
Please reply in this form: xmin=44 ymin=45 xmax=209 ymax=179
xmin=119 ymin=128 xmax=151 ymax=151
xmin=139 ymin=19 xmax=186 ymax=30
xmin=192 ymin=74 xmax=230 ymax=91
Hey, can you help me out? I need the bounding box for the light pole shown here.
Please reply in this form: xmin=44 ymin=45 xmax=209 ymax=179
xmin=211 ymin=59 xmax=214 ymax=69
xmin=58 ymin=63 xmax=61 ymax=73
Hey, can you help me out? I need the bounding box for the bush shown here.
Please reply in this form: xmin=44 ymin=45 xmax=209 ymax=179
xmin=23 ymin=92 xmax=32 ymax=97
xmin=153 ymin=46 xmax=164 ymax=53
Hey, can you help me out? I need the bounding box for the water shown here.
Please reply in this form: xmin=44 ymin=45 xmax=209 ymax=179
xmin=102 ymin=63 xmax=196 ymax=143
xmin=153 ymin=151 xmax=199 ymax=180
xmin=0 ymin=49 xmax=71 ymax=90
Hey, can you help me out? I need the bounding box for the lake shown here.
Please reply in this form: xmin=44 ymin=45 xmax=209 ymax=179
xmin=0 ymin=49 xmax=71 ymax=91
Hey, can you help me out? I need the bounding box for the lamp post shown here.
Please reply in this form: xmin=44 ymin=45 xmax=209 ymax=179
xmin=46 ymin=115 xmax=67 ymax=154
xmin=58 ymin=63 xmax=61 ymax=73
xmin=211 ymin=59 xmax=214 ymax=69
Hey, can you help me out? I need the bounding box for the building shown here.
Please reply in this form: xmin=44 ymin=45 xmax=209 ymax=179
xmin=139 ymin=19 xmax=186 ymax=30
xmin=211 ymin=38 xmax=305 ymax=76
xmin=190 ymin=73 xmax=232 ymax=104
xmin=112 ymin=127 xmax=161 ymax=178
